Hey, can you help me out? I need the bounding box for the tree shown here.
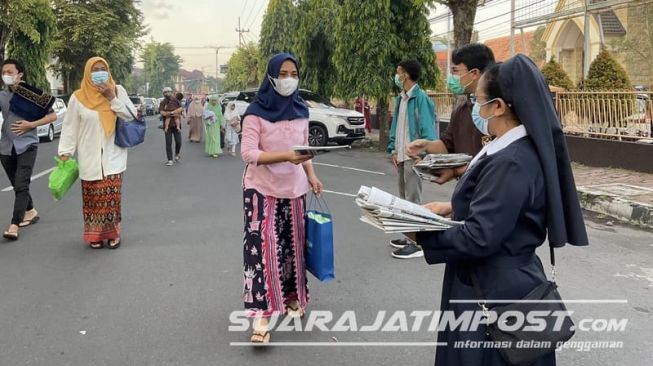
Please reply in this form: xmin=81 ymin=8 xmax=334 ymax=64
xmin=436 ymin=0 xmax=478 ymax=48
xmin=223 ymin=42 xmax=260 ymax=92
xmin=51 ymin=0 xmax=145 ymax=93
xmin=529 ymin=26 xmax=547 ymax=65
xmin=140 ymin=41 xmax=182 ymax=97
xmin=541 ymin=57 xmax=574 ymax=90
xmin=294 ymin=0 xmax=338 ymax=99
xmin=582 ymin=48 xmax=631 ymax=90
xmin=258 ymin=0 xmax=299 ymax=80
xmin=0 ymin=0 xmax=56 ymax=91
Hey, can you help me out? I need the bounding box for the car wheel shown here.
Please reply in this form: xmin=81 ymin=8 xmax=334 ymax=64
xmin=309 ymin=124 xmax=327 ymax=146
xmin=46 ymin=124 xmax=55 ymax=142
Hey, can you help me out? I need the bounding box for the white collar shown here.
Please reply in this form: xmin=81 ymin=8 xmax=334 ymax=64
xmin=468 ymin=125 xmax=528 ymax=168
xmin=401 ymin=84 xmax=417 ymax=99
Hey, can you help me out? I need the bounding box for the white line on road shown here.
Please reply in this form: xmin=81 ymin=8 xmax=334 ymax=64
xmin=1 ymin=167 xmax=55 ymax=192
xmin=229 ymin=342 xmax=447 ymax=347
xmin=323 ymin=189 xmax=357 ymax=198
xmin=313 ymin=162 xmax=386 ymax=176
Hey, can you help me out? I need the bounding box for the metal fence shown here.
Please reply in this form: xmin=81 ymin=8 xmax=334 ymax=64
xmin=428 ymin=91 xmax=653 ymax=141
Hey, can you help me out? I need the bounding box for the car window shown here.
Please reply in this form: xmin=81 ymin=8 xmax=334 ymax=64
xmin=129 ymin=97 xmax=141 ymax=104
xmin=300 ymin=92 xmax=334 ymax=108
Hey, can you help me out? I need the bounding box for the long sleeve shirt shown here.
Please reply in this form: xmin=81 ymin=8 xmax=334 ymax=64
xmin=58 ymin=85 xmax=137 ymax=181
xmin=240 ymin=115 xmax=311 ymax=199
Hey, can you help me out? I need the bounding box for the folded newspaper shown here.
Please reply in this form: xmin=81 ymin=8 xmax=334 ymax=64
xmin=413 ymin=153 xmax=473 ymax=180
xmin=355 ymin=186 xmax=462 ymax=233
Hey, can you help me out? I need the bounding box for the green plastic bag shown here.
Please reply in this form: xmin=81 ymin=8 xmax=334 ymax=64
xmin=48 ymin=157 xmax=79 ymax=201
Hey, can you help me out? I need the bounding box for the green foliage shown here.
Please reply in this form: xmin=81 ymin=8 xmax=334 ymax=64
xmin=333 ymin=0 xmax=394 ymax=100
xmin=294 ymin=0 xmax=338 ymax=98
xmin=223 ymin=42 xmax=260 ymax=92
xmin=0 ymin=0 xmax=56 ymax=91
xmin=258 ymin=0 xmax=299 ymax=80
xmin=541 ymin=57 xmax=574 ymax=90
xmin=140 ymin=41 xmax=182 ymax=97
xmin=51 ymin=0 xmax=146 ymax=93
xmin=583 ymin=48 xmax=631 ymax=90
xmin=529 ymin=26 xmax=547 ymax=64
xmin=391 ymin=0 xmax=440 ymax=91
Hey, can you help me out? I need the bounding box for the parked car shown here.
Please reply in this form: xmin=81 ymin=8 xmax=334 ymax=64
xmin=144 ymin=97 xmax=158 ymax=116
xmin=228 ymin=89 xmax=366 ymax=146
xmin=37 ymin=98 xmax=67 ymax=142
xmin=129 ymin=95 xmax=146 ymax=118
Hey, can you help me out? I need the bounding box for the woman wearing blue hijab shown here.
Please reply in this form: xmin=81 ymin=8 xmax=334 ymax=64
xmin=415 ymin=55 xmax=589 ymax=366
xmin=240 ymin=53 xmax=323 ymax=343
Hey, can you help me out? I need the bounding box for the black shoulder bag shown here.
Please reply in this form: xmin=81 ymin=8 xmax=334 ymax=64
xmin=469 ymin=247 xmax=575 ymax=366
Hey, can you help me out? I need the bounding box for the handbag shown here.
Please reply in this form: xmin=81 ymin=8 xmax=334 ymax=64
xmin=9 ymin=82 xmax=55 ymax=121
xmin=469 ymin=247 xmax=575 ymax=366
xmin=115 ymin=105 xmax=146 ymax=148
xmin=305 ymin=194 xmax=335 ymax=282
xmin=48 ymin=157 xmax=79 ymax=201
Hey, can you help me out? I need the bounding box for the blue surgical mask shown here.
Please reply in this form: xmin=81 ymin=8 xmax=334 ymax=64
xmin=91 ymin=71 xmax=109 ymax=85
xmin=394 ymin=74 xmax=403 ymax=89
xmin=447 ymin=70 xmax=473 ymax=95
xmin=471 ymin=99 xmax=497 ymax=135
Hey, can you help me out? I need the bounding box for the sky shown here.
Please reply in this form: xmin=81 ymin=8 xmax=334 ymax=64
xmin=136 ymin=0 xmax=534 ymax=77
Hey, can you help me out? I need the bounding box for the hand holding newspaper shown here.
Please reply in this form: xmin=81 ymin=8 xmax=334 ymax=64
xmin=355 ymin=186 xmax=462 ymax=233
xmin=413 ymin=153 xmax=472 ymax=181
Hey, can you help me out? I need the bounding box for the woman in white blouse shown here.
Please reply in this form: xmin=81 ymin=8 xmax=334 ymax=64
xmin=58 ymin=57 xmax=137 ymax=249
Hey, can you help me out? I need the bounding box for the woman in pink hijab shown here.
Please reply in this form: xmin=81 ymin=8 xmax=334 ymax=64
xmin=187 ymin=97 xmax=204 ymax=143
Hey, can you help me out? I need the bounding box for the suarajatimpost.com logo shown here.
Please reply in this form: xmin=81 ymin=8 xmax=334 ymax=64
xmin=229 ymin=299 xmax=629 ymax=350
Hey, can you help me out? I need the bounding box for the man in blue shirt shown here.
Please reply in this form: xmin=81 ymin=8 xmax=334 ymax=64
xmin=0 ymin=59 xmax=57 ymax=240
xmin=387 ymin=59 xmax=438 ymax=259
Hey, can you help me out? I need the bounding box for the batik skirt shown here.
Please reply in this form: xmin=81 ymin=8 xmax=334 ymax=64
xmin=242 ymin=188 xmax=310 ymax=318
xmin=81 ymin=174 xmax=122 ymax=243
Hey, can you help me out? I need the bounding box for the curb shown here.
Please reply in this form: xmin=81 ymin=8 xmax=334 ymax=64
xmin=577 ymin=187 xmax=653 ymax=229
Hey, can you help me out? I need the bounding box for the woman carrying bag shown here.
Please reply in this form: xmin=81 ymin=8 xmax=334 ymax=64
xmin=240 ymin=53 xmax=323 ymax=344
xmin=57 ymin=56 xmax=137 ymax=250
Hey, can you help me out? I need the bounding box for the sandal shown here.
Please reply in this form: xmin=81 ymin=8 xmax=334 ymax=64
xmin=107 ymin=239 xmax=121 ymax=249
xmin=89 ymin=241 xmax=104 ymax=249
xmin=19 ymin=214 xmax=40 ymax=228
xmin=287 ymin=302 xmax=305 ymax=318
xmin=250 ymin=330 xmax=270 ymax=344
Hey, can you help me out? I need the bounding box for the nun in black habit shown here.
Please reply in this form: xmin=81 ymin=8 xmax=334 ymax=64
xmin=414 ymin=54 xmax=589 ymax=366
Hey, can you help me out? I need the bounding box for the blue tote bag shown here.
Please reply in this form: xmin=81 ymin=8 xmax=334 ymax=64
xmin=115 ymin=107 xmax=146 ymax=148
xmin=305 ymin=194 xmax=335 ymax=282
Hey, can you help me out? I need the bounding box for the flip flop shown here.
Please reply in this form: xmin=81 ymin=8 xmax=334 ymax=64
xmin=89 ymin=242 xmax=104 ymax=249
xmin=3 ymin=231 xmax=18 ymax=241
xmin=250 ymin=330 xmax=270 ymax=344
xmin=19 ymin=215 xmax=40 ymax=228
xmin=107 ymin=239 xmax=121 ymax=249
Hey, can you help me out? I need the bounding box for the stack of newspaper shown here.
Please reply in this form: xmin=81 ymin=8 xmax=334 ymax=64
xmin=413 ymin=153 xmax=473 ymax=180
xmin=355 ymin=186 xmax=463 ymax=233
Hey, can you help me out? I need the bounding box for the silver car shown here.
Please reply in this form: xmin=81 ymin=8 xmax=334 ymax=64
xmin=37 ymin=98 xmax=67 ymax=142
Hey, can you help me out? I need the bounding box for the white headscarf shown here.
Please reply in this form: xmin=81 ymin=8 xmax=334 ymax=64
xmin=224 ymin=101 xmax=240 ymax=123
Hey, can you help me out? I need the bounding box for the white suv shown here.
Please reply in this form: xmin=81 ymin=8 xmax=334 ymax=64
xmin=227 ymin=89 xmax=366 ymax=146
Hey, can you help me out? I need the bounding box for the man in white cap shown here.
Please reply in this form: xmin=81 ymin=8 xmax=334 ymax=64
xmin=158 ymin=87 xmax=183 ymax=166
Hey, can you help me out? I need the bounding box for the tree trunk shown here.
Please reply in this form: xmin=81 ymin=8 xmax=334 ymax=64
xmin=377 ymin=97 xmax=390 ymax=152
xmin=449 ymin=0 xmax=478 ymax=49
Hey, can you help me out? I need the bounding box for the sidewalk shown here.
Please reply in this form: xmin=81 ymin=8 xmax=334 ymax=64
xmin=354 ymin=130 xmax=653 ymax=229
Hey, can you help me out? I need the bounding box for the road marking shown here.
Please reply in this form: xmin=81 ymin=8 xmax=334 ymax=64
xmin=230 ymin=342 xmax=447 ymax=347
xmin=1 ymin=167 xmax=55 ymax=192
xmin=323 ymin=189 xmax=357 ymax=198
xmin=313 ymin=162 xmax=385 ymax=176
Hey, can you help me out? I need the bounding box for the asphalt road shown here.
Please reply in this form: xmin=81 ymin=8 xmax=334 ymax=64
xmin=0 ymin=116 xmax=651 ymax=366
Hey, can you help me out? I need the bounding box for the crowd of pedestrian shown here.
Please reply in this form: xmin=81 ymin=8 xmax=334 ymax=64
xmin=0 ymin=45 xmax=589 ymax=366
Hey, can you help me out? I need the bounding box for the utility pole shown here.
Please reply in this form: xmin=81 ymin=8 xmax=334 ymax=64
xmin=510 ymin=0 xmax=516 ymax=56
xmin=235 ymin=17 xmax=250 ymax=47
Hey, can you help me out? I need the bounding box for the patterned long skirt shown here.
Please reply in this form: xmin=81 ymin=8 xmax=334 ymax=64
xmin=242 ymin=188 xmax=309 ymax=318
xmin=81 ymin=174 xmax=122 ymax=243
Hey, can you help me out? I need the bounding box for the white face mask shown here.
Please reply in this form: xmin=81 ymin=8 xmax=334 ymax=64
xmin=2 ymin=74 xmax=17 ymax=86
xmin=269 ymin=75 xmax=299 ymax=97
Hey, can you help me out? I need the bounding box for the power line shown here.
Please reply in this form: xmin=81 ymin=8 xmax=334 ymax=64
xmin=240 ymin=0 xmax=250 ymax=19
xmin=242 ymin=0 xmax=260 ymax=30
xmin=236 ymin=16 xmax=251 ymax=47
xmin=245 ymin=0 xmax=268 ymax=31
